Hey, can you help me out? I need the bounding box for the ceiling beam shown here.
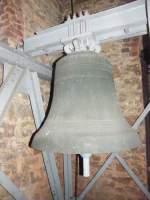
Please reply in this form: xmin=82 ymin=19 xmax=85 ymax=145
xmin=0 ymin=42 xmax=51 ymax=80
xmin=24 ymin=0 xmax=147 ymax=56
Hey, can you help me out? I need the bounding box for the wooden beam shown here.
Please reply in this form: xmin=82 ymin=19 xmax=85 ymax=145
xmin=0 ymin=171 xmax=27 ymax=200
xmin=0 ymin=42 xmax=51 ymax=80
xmin=0 ymin=66 xmax=25 ymax=122
xmin=26 ymin=71 xmax=64 ymax=200
xmin=141 ymin=34 xmax=150 ymax=190
xmin=24 ymin=0 xmax=147 ymax=56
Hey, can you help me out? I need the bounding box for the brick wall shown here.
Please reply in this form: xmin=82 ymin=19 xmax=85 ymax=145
xmin=0 ymin=0 xmax=23 ymax=46
xmin=63 ymin=1 xmax=146 ymax=200
xmin=0 ymin=0 xmax=147 ymax=200
xmin=0 ymin=1 xmax=62 ymax=200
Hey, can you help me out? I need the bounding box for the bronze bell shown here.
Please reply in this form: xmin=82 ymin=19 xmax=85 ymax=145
xmin=31 ymin=52 xmax=140 ymax=154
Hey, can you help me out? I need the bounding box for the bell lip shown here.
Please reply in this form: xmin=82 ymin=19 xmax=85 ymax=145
xmin=31 ymin=143 xmax=140 ymax=155
xmin=31 ymin=131 xmax=141 ymax=154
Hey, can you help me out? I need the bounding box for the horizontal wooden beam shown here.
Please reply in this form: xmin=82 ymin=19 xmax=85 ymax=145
xmin=0 ymin=42 xmax=51 ymax=80
xmin=24 ymin=0 xmax=147 ymax=56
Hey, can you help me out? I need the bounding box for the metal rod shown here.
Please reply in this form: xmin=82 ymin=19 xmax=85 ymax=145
xmin=71 ymin=0 xmax=74 ymax=17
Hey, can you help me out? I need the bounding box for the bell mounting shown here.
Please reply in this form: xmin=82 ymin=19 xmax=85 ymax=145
xmin=24 ymin=0 xmax=148 ymax=56
xmin=63 ymin=11 xmax=101 ymax=54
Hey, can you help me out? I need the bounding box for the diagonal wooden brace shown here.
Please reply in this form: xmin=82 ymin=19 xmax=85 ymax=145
xmin=0 ymin=65 xmax=26 ymax=122
xmin=25 ymin=71 xmax=64 ymax=200
xmin=77 ymin=103 xmax=150 ymax=200
xmin=0 ymin=64 xmax=27 ymax=200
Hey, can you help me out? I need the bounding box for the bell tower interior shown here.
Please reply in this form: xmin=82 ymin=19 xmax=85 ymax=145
xmin=0 ymin=0 xmax=149 ymax=200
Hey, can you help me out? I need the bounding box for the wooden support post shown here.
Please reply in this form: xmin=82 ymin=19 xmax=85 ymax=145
xmin=26 ymin=71 xmax=64 ymax=200
xmin=0 ymin=65 xmax=27 ymax=200
xmin=141 ymin=34 xmax=150 ymax=190
xmin=0 ymin=65 xmax=25 ymax=121
xmin=64 ymin=154 xmax=73 ymax=200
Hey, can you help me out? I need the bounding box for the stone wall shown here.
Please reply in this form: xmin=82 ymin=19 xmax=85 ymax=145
xmin=0 ymin=0 xmax=147 ymax=200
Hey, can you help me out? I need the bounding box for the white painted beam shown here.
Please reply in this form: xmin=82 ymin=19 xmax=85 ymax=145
xmin=24 ymin=0 xmax=147 ymax=56
xmin=0 ymin=171 xmax=27 ymax=200
xmin=116 ymin=154 xmax=150 ymax=200
xmin=78 ymin=153 xmax=116 ymax=200
xmin=0 ymin=66 xmax=25 ymax=122
xmin=132 ymin=102 xmax=150 ymax=129
xmin=0 ymin=42 xmax=51 ymax=80
xmin=26 ymin=71 xmax=64 ymax=200
xmin=64 ymin=154 xmax=73 ymax=200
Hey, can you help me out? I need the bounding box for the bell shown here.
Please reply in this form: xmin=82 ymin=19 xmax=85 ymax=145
xmin=31 ymin=52 xmax=140 ymax=154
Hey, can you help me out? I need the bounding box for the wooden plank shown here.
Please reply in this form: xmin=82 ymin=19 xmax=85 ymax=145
xmin=0 ymin=66 xmax=25 ymax=122
xmin=24 ymin=0 xmax=147 ymax=56
xmin=0 ymin=42 xmax=51 ymax=80
xmin=0 ymin=171 xmax=27 ymax=200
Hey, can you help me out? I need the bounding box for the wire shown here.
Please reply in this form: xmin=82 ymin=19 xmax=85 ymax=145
xmin=71 ymin=0 xmax=74 ymax=17
xmin=145 ymin=0 xmax=150 ymax=35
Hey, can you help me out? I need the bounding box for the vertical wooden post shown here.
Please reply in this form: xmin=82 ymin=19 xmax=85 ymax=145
xmin=141 ymin=34 xmax=150 ymax=190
